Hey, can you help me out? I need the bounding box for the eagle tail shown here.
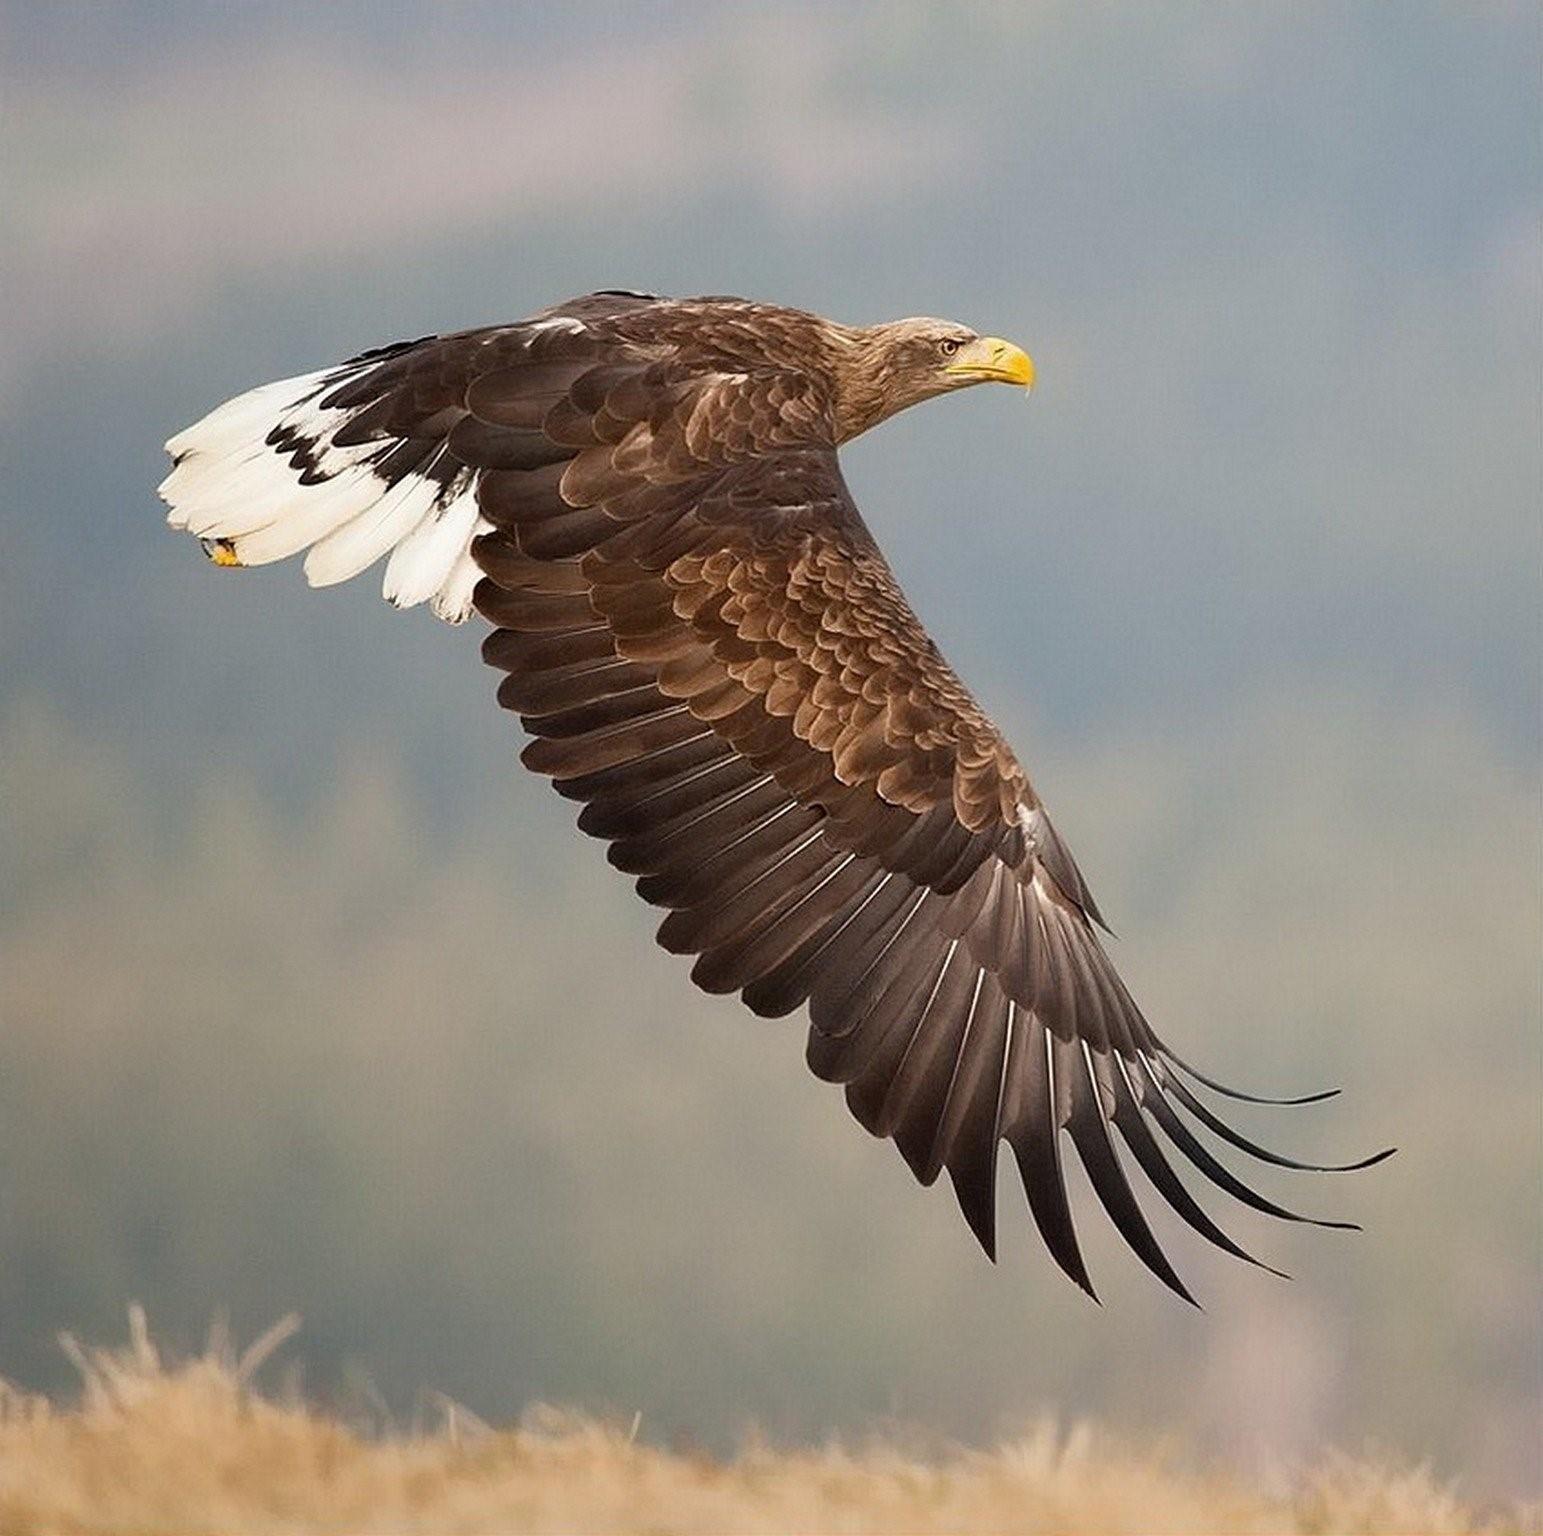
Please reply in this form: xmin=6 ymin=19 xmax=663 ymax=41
xmin=158 ymin=353 xmax=488 ymax=623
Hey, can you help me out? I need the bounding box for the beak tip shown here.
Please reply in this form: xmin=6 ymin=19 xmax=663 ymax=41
xmin=1000 ymin=341 xmax=1034 ymax=392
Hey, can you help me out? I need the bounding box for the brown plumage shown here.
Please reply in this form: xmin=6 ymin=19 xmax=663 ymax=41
xmin=160 ymin=291 xmax=1392 ymax=1301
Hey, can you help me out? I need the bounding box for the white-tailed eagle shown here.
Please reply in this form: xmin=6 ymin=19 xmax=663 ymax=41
xmin=159 ymin=291 xmax=1391 ymax=1301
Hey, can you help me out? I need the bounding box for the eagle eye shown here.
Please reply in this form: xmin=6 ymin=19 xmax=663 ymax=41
xmin=938 ymin=337 xmax=962 ymax=358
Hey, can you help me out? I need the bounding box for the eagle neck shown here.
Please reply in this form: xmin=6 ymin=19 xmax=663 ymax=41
xmin=830 ymin=325 xmax=902 ymax=443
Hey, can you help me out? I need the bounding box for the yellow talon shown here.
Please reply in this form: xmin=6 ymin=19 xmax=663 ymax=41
xmin=202 ymin=538 xmax=242 ymax=568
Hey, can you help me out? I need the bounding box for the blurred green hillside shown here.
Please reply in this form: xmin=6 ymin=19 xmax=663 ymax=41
xmin=2 ymin=691 xmax=1536 ymax=1497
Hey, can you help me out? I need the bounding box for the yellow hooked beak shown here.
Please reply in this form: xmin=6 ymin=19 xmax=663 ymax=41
xmin=943 ymin=336 xmax=1035 ymax=391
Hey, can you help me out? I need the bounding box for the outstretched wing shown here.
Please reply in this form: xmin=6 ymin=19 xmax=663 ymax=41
xmin=160 ymin=308 xmax=1390 ymax=1300
xmin=475 ymin=439 xmax=1390 ymax=1303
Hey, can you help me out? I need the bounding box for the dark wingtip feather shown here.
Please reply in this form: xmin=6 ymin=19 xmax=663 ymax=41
xmin=1013 ymin=1134 xmax=1100 ymax=1301
xmin=1062 ymin=1045 xmax=1198 ymax=1307
xmin=1158 ymin=1044 xmax=1341 ymax=1106
xmin=974 ymin=1220 xmax=1000 ymax=1265
xmin=1008 ymin=1019 xmax=1101 ymax=1300
xmin=947 ymin=1155 xmax=1000 ymax=1263
xmin=1157 ymin=1063 xmax=1391 ymax=1174
xmin=1132 ymin=1056 xmax=1361 ymax=1230
xmin=1108 ymin=1056 xmax=1291 ymax=1280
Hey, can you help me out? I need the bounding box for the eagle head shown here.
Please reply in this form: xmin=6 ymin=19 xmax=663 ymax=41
xmin=833 ymin=317 xmax=1034 ymax=439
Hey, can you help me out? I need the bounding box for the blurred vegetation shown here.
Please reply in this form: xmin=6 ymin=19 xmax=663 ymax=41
xmin=0 ymin=1311 xmax=1533 ymax=1536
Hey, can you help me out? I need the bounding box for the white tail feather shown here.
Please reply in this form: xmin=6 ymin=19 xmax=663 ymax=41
xmin=383 ymin=492 xmax=483 ymax=610
xmin=432 ymin=547 xmax=484 ymax=623
xmin=164 ymin=371 xmax=323 ymax=461
xmin=303 ymin=469 xmax=447 ymax=588
xmin=228 ymin=467 xmax=386 ymax=567
xmin=159 ymin=361 xmax=492 ymax=624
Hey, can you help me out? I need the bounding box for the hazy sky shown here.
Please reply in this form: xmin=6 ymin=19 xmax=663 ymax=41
xmin=2 ymin=0 xmax=1539 ymax=1502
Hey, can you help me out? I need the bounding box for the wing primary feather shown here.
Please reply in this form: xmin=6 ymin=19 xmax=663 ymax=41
xmin=880 ymin=940 xmax=977 ymax=1153
xmin=1034 ymin=894 xmax=1083 ymax=1042
xmin=1130 ymin=1055 xmax=1360 ymax=1229
xmin=943 ymin=982 xmax=1016 ymax=1261
xmin=1006 ymin=1011 xmax=1098 ymax=1300
xmin=1151 ymin=1056 xmax=1396 ymax=1173
xmin=996 ymin=881 xmax=1039 ymax=1005
xmin=1156 ymin=1043 xmax=1342 ymax=1107
xmin=1060 ymin=906 xmax=1114 ymax=1054
xmin=1108 ymin=1054 xmax=1288 ymax=1278
xmin=922 ymin=968 xmax=991 ymax=1181
xmin=1061 ymin=1039 xmax=1198 ymax=1306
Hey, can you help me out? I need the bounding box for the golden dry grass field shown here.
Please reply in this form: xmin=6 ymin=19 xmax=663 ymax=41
xmin=0 ymin=1313 xmax=1531 ymax=1536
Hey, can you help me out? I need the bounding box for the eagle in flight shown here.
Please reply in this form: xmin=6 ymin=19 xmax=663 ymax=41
xmin=159 ymin=291 xmax=1388 ymax=1302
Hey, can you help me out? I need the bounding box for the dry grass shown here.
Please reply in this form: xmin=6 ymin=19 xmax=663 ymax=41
xmin=0 ymin=1313 xmax=1529 ymax=1536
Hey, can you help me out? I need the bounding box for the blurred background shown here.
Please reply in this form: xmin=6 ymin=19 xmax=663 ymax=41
xmin=1 ymin=0 xmax=1538 ymax=1505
